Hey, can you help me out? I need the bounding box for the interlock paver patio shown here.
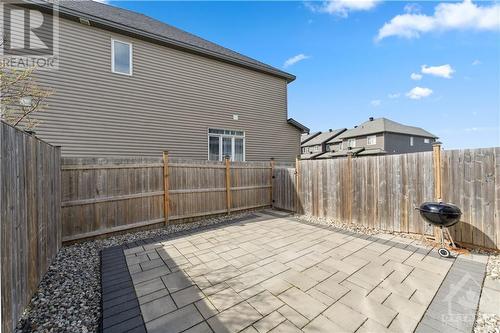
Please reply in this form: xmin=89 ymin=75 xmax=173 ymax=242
xmin=101 ymin=210 xmax=486 ymax=333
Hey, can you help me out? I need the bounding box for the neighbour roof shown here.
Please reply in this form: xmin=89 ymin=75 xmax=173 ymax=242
xmin=356 ymin=148 xmax=387 ymax=156
xmin=287 ymin=119 xmax=310 ymax=133
xmin=300 ymin=152 xmax=324 ymax=160
xmin=337 ymin=118 xmax=437 ymax=139
xmin=29 ymin=0 xmax=295 ymax=82
xmin=301 ymin=129 xmax=346 ymax=147
xmin=301 ymin=132 xmax=321 ymax=144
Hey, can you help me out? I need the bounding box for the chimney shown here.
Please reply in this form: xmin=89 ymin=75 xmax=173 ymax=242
xmin=354 ymin=126 xmax=358 ymax=128
xmin=329 ymin=129 xmax=332 ymax=132
xmin=369 ymin=117 xmax=374 ymax=121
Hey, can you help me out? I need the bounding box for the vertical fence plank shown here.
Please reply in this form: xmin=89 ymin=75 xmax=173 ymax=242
xmin=163 ymin=151 xmax=169 ymax=226
xmin=1 ymin=122 xmax=61 ymax=333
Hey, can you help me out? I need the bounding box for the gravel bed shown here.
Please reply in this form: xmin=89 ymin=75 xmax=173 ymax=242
xmin=474 ymin=254 xmax=500 ymax=333
xmin=486 ymin=253 xmax=500 ymax=280
xmin=295 ymin=214 xmax=382 ymax=236
xmin=15 ymin=211 xmax=256 ymax=333
xmin=474 ymin=313 xmax=500 ymax=333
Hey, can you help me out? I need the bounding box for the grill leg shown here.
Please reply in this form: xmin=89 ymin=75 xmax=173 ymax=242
xmin=444 ymin=228 xmax=456 ymax=248
xmin=440 ymin=227 xmax=445 ymax=248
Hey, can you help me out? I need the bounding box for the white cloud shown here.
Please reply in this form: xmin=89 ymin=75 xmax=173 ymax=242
xmin=421 ymin=64 xmax=454 ymax=78
xmin=388 ymin=93 xmax=401 ymax=99
xmin=411 ymin=72 xmax=423 ymax=80
xmin=283 ymin=54 xmax=310 ymax=68
xmin=406 ymin=87 xmax=433 ymax=100
xmin=370 ymin=99 xmax=381 ymax=107
xmin=306 ymin=0 xmax=380 ymax=17
xmin=472 ymin=59 xmax=481 ymax=65
xmin=376 ymin=0 xmax=500 ymax=41
xmin=404 ymin=3 xmax=422 ymax=14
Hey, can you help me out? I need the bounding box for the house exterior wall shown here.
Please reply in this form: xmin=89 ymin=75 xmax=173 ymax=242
xmin=383 ymin=133 xmax=435 ymax=154
xmin=337 ymin=133 xmax=385 ymax=151
xmin=31 ymin=15 xmax=300 ymax=161
xmin=302 ymin=144 xmax=322 ymax=154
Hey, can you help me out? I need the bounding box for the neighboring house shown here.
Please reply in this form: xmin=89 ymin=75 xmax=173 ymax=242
xmin=300 ymin=129 xmax=346 ymax=160
xmin=301 ymin=131 xmax=321 ymax=145
xmin=21 ymin=1 xmax=307 ymax=161
xmin=319 ymin=117 xmax=437 ymax=158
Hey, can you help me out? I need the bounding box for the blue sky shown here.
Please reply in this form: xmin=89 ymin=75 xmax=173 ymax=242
xmin=110 ymin=0 xmax=499 ymax=149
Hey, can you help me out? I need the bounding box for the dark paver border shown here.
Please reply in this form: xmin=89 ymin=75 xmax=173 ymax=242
xmin=415 ymin=256 xmax=487 ymax=333
xmin=101 ymin=246 xmax=146 ymax=333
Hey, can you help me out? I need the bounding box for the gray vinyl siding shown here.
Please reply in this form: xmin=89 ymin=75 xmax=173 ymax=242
xmin=31 ymin=16 xmax=300 ymax=161
xmin=383 ymin=133 xmax=434 ymax=154
xmin=338 ymin=133 xmax=385 ymax=150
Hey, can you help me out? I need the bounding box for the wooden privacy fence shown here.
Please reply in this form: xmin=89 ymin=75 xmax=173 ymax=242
xmin=273 ymin=146 xmax=500 ymax=250
xmin=1 ymin=122 xmax=62 ymax=333
xmin=61 ymin=155 xmax=274 ymax=242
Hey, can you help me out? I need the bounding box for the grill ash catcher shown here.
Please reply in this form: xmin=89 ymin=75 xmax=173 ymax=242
xmin=416 ymin=202 xmax=462 ymax=257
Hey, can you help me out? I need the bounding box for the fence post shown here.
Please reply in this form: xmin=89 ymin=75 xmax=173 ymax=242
xmin=270 ymin=158 xmax=275 ymax=209
xmin=163 ymin=151 xmax=169 ymax=226
xmin=295 ymin=155 xmax=301 ymax=214
xmin=347 ymin=152 xmax=353 ymax=223
xmin=225 ymin=155 xmax=231 ymax=214
xmin=432 ymin=142 xmax=442 ymax=201
xmin=432 ymin=142 xmax=442 ymax=240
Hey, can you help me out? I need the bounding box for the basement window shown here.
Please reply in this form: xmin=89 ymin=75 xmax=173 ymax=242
xmin=208 ymin=128 xmax=245 ymax=162
xmin=112 ymin=39 xmax=133 ymax=75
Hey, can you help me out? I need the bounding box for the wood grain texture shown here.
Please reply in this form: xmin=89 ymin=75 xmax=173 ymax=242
xmin=273 ymin=149 xmax=498 ymax=249
xmin=60 ymin=157 xmax=272 ymax=241
xmin=1 ymin=122 xmax=61 ymax=333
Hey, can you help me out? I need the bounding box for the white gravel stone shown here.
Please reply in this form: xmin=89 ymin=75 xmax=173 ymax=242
xmin=15 ymin=211 xmax=256 ymax=333
xmin=474 ymin=313 xmax=500 ymax=333
xmin=486 ymin=253 xmax=500 ymax=280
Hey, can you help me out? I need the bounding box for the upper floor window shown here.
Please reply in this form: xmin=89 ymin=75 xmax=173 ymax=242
xmin=367 ymin=135 xmax=376 ymax=145
xmin=112 ymin=39 xmax=133 ymax=75
xmin=208 ymin=128 xmax=245 ymax=161
xmin=410 ymin=136 xmax=414 ymax=146
xmin=424 ymin=138 xmax=430 ymax=144
xmin=348 ymin=138 xmax=356 ymax=148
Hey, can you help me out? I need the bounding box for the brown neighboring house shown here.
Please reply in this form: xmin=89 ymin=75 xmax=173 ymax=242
xmin=318 ymin=117 xmax=438 ymax=158
xmin=21 ymin=0 xmax=307 ymax=161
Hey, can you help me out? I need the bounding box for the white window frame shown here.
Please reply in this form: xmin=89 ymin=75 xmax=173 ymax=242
xmin=207 ymin=128 xmax=245 ymax=162
xmin=348 ymin=138 xmax=356 ymax=148
xmin=367 ymin=135 xmax=376 ymax=145
xmin=424 ymin=138 xmax=430 ymax=144
xmin=410 ymin=136 xmax=414 ymax=146
xmin=111 ymin=39 xmax=133 ymax=76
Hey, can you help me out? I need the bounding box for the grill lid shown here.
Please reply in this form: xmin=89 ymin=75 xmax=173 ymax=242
xmin=417 ymin=202 xmax=462 ymax=227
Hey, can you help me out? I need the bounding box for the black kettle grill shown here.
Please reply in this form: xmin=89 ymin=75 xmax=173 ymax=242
xmin=416 ymin=202 xmax=462 ymax=257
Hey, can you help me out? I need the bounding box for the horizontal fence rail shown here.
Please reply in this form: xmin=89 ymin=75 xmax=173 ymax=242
xmin=60 ymin=156 xmax=274 ymax=242
xmin=1 ymin=122 xmax=62 ymax=333
xmin=277 ymin=147 xmax=499 ymax=250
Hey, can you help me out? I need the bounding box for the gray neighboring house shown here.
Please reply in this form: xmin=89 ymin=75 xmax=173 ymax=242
xmin=300 ymin=129 xmax=346 ymax=160
xmin=319 ymin=117 xmax=438 ymax=158
xmin=21 ymin=0 xmax=307 ymax=161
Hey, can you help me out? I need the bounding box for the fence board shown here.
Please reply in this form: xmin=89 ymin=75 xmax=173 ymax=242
xmin=1 ymin=122 xmax=61 ymax=333
xmin=275 ymin=149 xmax=498 ymax=249
xmin=442 ymin=148 xmax=498 ymax=249
xmin=60 ymin=158 xmax=273 ymax=241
